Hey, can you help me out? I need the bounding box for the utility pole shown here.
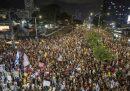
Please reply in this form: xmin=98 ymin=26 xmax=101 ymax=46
xmin=98 ymin=15 xmax=101 ymax=27
xmin=98 ymin=15 xmax=101 ymax=32
xmin=71 ymin=15 xmax=74 ymax=31
xmin=34 ymin=17 xmax=38 ymax=39
xmin=8 ymin=10 xmax=15 ymax=48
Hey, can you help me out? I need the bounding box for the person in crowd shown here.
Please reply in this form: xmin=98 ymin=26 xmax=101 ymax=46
xmin=0 ymin=26 xmax=130 ymax=91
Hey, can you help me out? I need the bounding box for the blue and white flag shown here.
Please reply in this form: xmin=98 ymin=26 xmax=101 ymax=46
xmin=15 ymin=51 xmax=20 ymax=66
xmin=110 ymin=79 xmax=115 ymax=89
xmin=96 ymin=83 xmax=100 ymax=91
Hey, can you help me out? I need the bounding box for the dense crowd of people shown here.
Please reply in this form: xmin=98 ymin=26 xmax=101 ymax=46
xmin=0 ymin=26 xmax=130 ymax=91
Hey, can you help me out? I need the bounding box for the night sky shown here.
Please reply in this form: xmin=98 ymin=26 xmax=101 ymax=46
xmin=37 ymin=0 xmax=103 ymax=19
xmin=0 ymin=0 xmax=24 ymax=9
xmin=37 ymin=0 xmax=102 ymax=4
xmin=0 ymin=0 xmax=103 ymax=19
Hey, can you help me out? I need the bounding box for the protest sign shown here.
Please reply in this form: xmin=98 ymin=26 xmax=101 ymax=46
xmin=7 ymin=75 xmax=12 ymax=83
xmin=43 ymin=80 xmax=51 ymax=87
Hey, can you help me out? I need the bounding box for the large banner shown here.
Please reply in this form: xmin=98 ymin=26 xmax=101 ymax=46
xmin=43 ymin=80 xmax=51 ymax=87
xmin=23 ymin=53 xmax=30 ymax=67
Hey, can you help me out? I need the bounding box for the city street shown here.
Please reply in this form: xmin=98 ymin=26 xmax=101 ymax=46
xmin=0 ymin=0 xmax=130 ymax=91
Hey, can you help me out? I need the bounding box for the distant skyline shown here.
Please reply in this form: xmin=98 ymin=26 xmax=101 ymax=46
xmin=0 ymin=0 xmax=103 ymax=20
xmin=0 ymin=0 xmax=24 ymax=9
xmin=35 ymin=0 xmax=102 ymax=5
xmin=36 ymin=0 xmax=103 ymax=19
xmin=102 ymin=0 xmax=129 ymax=24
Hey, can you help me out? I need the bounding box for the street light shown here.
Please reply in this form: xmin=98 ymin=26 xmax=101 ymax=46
xmin=34 ymin=17 xmax=38 ymax=39
xmin=88 ymin=12 xmax=94 ymax=30
xmin=35 ymin=7 xmax=40 ymax=11
xmin=107 ymin=12 xmax=110 ymax=16
xmin=8 ymin=10 xmax=15 ymax=48
xmin=39 ymin=15 xmax=42 ymax=19
xmin=34 ymin=15 xmax=42 ymax=39
xmin=90 ymin=12 xmax=93 ymax=16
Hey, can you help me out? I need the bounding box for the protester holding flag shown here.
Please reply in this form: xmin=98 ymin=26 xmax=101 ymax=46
xmin=95 ymin=82 xmax=100 ymax=91
xmin=15 ymin=50 xmax=20 ymax=67
xmin=110 ymin=78 xmax=115 ymax=90
xmin=13 ymin=66 xmax=22 ymax=88
xmin=23 ymin=53 xmax=30 ymax=67
xmin=0 ymin=26 xmax=130 ymax=90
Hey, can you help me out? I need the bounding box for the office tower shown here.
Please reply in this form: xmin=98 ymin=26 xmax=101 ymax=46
xmin=102 ymin=0 xmax=128 ymax=24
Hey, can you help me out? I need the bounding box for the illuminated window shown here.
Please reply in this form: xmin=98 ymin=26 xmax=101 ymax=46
xmin=0 ymin=26 xmax=9 ymax=31
xmin=108 ymin=6 xmax=111 ymax=10
xmin=0 ymin=14 xmax=6 ymax=19
xmin=112 ymin=3 xmax=115 ymax=5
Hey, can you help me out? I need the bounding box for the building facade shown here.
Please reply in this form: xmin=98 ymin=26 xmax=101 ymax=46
xmin=102 ymin=0 xmax=129 ymax=25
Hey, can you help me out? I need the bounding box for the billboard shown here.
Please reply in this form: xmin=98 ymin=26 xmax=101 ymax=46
xmin=127 ymin=15 xmax=130 ymax=24
xmin=0 ymin=26 xmax=9 ymax=32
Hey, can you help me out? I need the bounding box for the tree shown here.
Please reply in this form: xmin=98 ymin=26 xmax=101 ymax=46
xmin=93 ymin=46 xmax=113 ymax=61
xmin=85 ymin=31 xmax=113 ymax=61
xmin=85 ymin=31 xmax=101 ymax=48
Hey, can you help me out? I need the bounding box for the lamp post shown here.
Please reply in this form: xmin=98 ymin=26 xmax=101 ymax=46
xmin=98 ymin=15 xmax=101 ymax=27
xmin=97 ymin=15 xmax=101 ymax=32
xmin=34 ymin=15 xmax=42 ymax=39
xmin=98 ymin=12 xmax=110 ymax=32
xmin=34 ymin=17 xmax=38 ymax=39
xmin=8 ymin=10 xmax=15 ymax=48
xmin=88 ymin=12 xmax=94 ymax=30
xmin=94 ymin=13 xmax=101 ymax=32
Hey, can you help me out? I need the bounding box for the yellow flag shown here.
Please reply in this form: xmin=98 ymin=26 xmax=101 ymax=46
xmin=44 ymin=52 xmax=47 ymax=58
xmin=108 ymin=71 xmax=111 ymax=77
xmin=23 ymin=78 xmax=27 ymax=85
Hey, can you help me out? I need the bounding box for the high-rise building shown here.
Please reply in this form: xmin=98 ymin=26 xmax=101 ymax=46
xmin=128 ymin=0 xmax=130 ymax=15
xmin=24 ymin=0 xmax=34 ymax=18
xmin=102 ymin=0 xmax=129 ymax=25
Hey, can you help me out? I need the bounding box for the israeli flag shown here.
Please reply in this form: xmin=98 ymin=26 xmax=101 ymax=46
xmin=15 ymin=51 xmax=20 ymax=66
xmin=96 ymin=83 xmax=100 ymax=91
xmin=110 ymin=79 xmax=115 ymax=89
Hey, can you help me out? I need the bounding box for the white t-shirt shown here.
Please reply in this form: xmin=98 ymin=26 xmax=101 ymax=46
xmin=7 ymin=75 xmax=12 ymax=83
